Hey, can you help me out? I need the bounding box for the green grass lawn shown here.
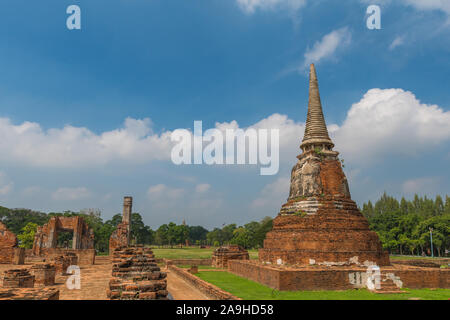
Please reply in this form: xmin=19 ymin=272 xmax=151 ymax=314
xmin=196 ymin=271 xmax=450 ymax=300
xmin=150 ymin=247 xmax=259 ymax=260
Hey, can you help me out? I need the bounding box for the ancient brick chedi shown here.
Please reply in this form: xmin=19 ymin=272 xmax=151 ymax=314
xmin=109 ymin=196 xmax=132 ymax=254
xmin=259 ymin=64 xmax=389 ymax=266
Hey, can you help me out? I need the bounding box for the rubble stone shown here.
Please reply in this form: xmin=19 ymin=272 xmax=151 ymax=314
xmin=107 ymin=245 xmax=168 ymax=300
xmin=1 ymin=269 xmax=35 ymax=288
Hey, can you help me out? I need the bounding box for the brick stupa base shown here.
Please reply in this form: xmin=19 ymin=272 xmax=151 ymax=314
xmin=228 ymin=260 xmax=450 ymax=291
xmin=259 ymin=194 xmax=390 ymax=267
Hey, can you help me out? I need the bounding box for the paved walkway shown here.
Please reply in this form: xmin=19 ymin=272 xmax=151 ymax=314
xmin=166 ymin=269 xmax=211 ymax=300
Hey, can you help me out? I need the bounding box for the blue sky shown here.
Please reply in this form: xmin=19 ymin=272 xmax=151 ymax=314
xmin=0 ymin=0 xmax=449 ymax=229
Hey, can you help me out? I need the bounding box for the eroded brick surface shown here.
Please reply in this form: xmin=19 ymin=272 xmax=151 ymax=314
xmin=1 ymin=269 xmax=35 ymax=288
xmin=212 ymin=245 xmax=249 ymax=268
xmin=31 ymin=263 xmax=56 ymax=286
xmin=109 ymin=197 xmax=132 ymax=254
xmin=107 ymin=246 xmax=168 ymax=300
xmin=0 ymin=222 xmax=18 ymax=264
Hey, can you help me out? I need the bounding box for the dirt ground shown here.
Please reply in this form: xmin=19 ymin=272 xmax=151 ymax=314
xmin=0 ymin=257 xmax=210 ymax=300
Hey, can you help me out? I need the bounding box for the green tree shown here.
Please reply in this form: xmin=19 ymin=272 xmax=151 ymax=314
xmin=17 ymin=222 xmax=38 ymax=249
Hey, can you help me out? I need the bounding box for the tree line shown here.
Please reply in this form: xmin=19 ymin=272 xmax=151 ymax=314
xmin=1 ymin=192 xmax=448 ymax=256
xmin=361 ymin=193 xmax=449 ymax=257
xmin=0 ymin=205 xmax=272 ymax=253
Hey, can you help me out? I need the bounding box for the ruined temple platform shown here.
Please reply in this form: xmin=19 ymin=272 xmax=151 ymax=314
xmin=228 ymin=260 xmax=450 ymax=291
xmin=0 ymin=256 xmax=112 ymax=300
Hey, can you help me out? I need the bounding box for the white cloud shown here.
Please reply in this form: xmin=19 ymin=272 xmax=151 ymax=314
xmin=251 ymin=176 xmax=290 ymax=208
xmin=0 ymin=172 xmax=13 ymax=196
xmin=147 ymin=184 xmax=185 ymax=201
xmin=51 ymin=187 xmax=91 ymax=201
xmin=403 ymin=0 xmax=450 ymax=15
xmin=195 ymin=183 xmax=211 ymax=193
xmin=22 ymin=186 xmax=42 ymax=197
xmin=0 ymin=117 xmax=173 ymax=168
xmin=215 ymin=113 xmax=305 ymax=164
xmin=389 ymin=36 xmax=405 ymax=50
xmin=236 ymin=0 xmax=307 ymax=14
xmin=402 ymin=177 xmax=441 ymax=194
xmin=333 ymin=88 xmax=450 ymax=165
xmin=302 ymin=27 xmax=352 ymax=71
xmin=0 ymin=88 xmax=448 ymax=178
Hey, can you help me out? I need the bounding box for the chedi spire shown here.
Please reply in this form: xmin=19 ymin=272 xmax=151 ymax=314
xmin=301 ymin=64 xmax=334 ymax=153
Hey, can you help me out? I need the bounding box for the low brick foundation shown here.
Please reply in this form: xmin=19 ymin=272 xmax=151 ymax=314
xmin=212 ymin=245 xmax=249 ymax=268
xmin=168 ymin=265 xmax=240 ymax=300
xmin=38 ymin=248 xmax=95 ymax=265
xmin=1 ymin=269 xmax=35 ymax=288
xmin=0 ymin=287 xmax=59 ymax=300
xmin=31 ymin=263 xmax=56 ymax=286
xmin=228 ymin=260 xmax=450 ymax=291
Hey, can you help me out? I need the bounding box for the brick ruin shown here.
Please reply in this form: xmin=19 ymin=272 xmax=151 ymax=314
xmin=0 ymin=222 xmax=24 ymax=264
xmin=212 ymin=245 xmax=249 ymax=268
xmin=0 ymin=287 xmax=59 ymax=300
xmin=32 ymin=216 xmax=95 ymax=265
xmin=107 ymin=245 xmax=168 ymax=300
xmin=1 ymin=269 xmax=35 ymax=288
xmin=259 ymin=64 xmax=389 ymax=267
xmin=109 ymin=196 xmax=132 ymax=255
xmin=52 ymin=255 xmax=75 ymax=275
xmin=0 ymin=264 xmax=59 ymax=299
xmin=31 ymin=263 xmax=56 ymax=286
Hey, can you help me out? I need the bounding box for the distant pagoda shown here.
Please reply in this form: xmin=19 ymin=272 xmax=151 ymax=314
xmin=259 ymin=64 xmax=390 ymax=266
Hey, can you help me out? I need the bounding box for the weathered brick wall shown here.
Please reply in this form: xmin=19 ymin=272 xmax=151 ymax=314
xmin=31 ymin=263 xmax=56 ymax=286
xmin=168 ymin=265 xmax=240 ymax=300
xmin=40 ymin=248 xmax=95 ymax=265
xmin=13 ymin=247 xmax=25 ymax=265
xmin=32 ymin=216 xmax=94 ymax=255
xmin=0 ymin=222 xmax=18 ymax=264
xmin=52 ymin=256 xmax=71 ymax=275
xmin=109 ymin=222 xmax=129 ymax=255
xmin=212 ymin=245 xmax=249 ymax=268
xmin=393 ymin=268 xmax=449 ymax=289
xmin=229 ymin=260 xmax=450 ymax=291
